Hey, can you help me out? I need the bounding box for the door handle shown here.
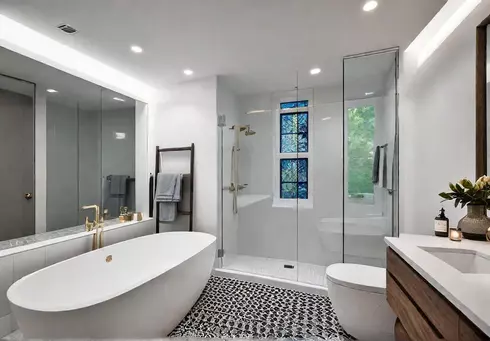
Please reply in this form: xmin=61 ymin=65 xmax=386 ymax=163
xmin=24 ymin=193 xmax=33 ymax=200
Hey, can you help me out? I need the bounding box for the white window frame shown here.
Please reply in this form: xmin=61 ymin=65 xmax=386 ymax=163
xmin=272 ymin=96 xmax=314 ymax=209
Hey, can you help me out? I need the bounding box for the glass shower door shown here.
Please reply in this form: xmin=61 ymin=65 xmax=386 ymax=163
xmin=342 ymin=49 xmax=399 ymax=267
xmin=219 ymin=76 xmax=300 ymax=281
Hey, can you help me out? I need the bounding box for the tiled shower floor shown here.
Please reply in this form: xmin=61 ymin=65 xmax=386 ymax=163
xmin=4 ymin=276 xmax=352 ymax=341
xmin=222 ymin=254 xmax=327 ymax=286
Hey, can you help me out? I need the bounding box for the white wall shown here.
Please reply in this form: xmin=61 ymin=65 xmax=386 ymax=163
xmin=151 ymin=76 xmax=218 ymax=236
xmin=399 ymin=12 xmax=480 ymax=235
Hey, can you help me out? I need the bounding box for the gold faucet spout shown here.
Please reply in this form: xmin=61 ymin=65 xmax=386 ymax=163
xmin=82 ymin=204 xmax=103 ymax=250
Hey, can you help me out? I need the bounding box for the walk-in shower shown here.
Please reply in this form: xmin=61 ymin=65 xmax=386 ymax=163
xmin=218 ymin=48 xmax=399 ymax=287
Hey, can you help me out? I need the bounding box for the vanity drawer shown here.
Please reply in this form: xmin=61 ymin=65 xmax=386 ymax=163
xmin=387 ymin=248 xmax=459 ymax=341
xmin=387 ymin=273 xmax=444 ymax=341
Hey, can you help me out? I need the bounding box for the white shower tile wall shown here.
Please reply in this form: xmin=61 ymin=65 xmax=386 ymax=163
xmin=0 ymin=219 xmax=154 ymax=338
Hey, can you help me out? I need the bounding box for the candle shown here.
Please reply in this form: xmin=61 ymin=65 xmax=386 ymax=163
xmin=449 ymin=228 xmax=462 ymax=242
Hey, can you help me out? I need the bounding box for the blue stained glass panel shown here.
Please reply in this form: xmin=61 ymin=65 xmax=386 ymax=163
xmin=298 ymin=133 xmax=308 ymax=152
xmin=280 ymin=158 xmax=308 ymax=199
xmin=280 ymin=159 xmax=297 ymax=182
xmin=298 ymin=113 xmax=308 ymax=133
xmin=281 ymin=135 xmax=297 ymax=153
xmin=298 ymin=183 xmax=308 ymax=199
xmin=281 ymin=114 xmax=297 ymax=134
xmin=280 ymin=100 xmax=309 ymax=110
xmin=281 ymin=183 xmax=297 ymax=199
xmin=298 ymin=159 xmax=308 ymax=182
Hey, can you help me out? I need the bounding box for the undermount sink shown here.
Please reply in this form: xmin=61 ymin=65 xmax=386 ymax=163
xmin=420 ymin=247 xmax=490 ymax=274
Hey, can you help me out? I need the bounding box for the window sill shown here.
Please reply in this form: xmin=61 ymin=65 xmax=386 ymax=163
xmin=272 ymin=198 xmax=313 ymax=210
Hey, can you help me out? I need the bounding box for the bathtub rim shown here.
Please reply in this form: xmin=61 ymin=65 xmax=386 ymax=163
xmin=7 ymin=231 xmax=216 ymax=313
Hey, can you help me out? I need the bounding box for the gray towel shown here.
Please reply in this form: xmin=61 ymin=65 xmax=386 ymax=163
xmin=382 ymin=145 xmax=388 ymax=188
xmin=110 ymin=175 xmax=128 ymax=195
xmin=372 ymin=146 xmax=380 ymax=184
xmin=155 ymin=173 xmax=182 ymax=222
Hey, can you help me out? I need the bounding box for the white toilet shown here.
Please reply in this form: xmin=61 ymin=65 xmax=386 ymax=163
xmin=326 ymin=263 xmax=396 ymax=341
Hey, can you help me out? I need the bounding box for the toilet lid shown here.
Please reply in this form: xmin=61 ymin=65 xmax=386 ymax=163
xmin=326 ymin=263 xmax=386 ymax=294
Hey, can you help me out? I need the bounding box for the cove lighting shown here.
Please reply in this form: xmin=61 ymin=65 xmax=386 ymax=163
xmin=310 ymin=68 xmax=321 ymax=75
xmin=0 ymin=14 xmax=156 ymax=102
xmin=408 ymin=0 xmax=481 ymax=68
xmin=46 ymin=89 xmax=58 ymax=93
xmin=130 ymin=45 xmax=143 ymax=53
xmin=363 ymin=1 xmax=378 ymax=12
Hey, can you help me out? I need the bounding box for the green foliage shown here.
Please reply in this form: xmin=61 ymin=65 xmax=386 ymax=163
xmin=439 ymin=176 xmax=490 ymax=208
xmin=348 ymin=105 xmax=375 ymax=195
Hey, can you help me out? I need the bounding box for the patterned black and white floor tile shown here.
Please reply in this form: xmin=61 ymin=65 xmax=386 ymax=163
xmin=170 ymin=276 xmax=353 ymax=340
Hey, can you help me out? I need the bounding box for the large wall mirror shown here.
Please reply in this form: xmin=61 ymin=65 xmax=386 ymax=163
xmin=0 ymin=46 xmax=146 ymax=245
xmin=476 ymin=15 xmax=490 ymax=177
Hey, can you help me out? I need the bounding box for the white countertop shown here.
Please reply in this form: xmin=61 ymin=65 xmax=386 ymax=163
xmin=385 ymin=234 xmax=490 ymax=336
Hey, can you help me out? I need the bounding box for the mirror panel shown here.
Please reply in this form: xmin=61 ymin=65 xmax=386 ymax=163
xmin=101 ymin=89 xmax=136 ymax=219
xmin=0 ymin=73 xmax=35 ymax=240
xmin=0 ymin=46 xmax=144 ymax=244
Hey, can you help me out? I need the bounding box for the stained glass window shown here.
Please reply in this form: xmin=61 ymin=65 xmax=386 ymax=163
xmin=280 ymin=158 xmax=308 ymax=199
xmin=279 ymin=101 xmax=309 ymax=199
xmin=280 ymin=109 xmax=308 ymax=153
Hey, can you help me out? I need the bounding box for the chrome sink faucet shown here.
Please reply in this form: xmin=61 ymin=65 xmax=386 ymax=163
xmin=82 ymin=204 xmax=104 ymax=250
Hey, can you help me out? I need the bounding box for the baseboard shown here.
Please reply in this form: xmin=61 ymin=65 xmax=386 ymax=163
xmin=213 ymin=268 xmax=328 ymax=297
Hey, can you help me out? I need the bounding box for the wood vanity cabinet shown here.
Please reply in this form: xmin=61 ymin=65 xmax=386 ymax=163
xmin=386 ymin=248 xmax=489 ymax=341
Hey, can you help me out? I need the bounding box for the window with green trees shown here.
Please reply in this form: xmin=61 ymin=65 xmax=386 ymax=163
xmin=347 ymin=105 xmax=375 ymax=198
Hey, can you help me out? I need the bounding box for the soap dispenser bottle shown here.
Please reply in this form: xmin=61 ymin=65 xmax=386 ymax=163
xmin=434 ymin=208 xmax=449 ymax=237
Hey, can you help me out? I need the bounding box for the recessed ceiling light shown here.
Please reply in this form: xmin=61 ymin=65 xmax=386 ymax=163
xmin=130 ymin=45 xmax=143 ymax=53
xmin=183 ymin=69 xmax=194 ymax=76
xmin=363 ymin=1 xmax=378 ymax=12
xmin=113 ymin=97 xmax=125 ymax=102
xmin=46 ymin=89 xmax=58 ymax=93
xmin=365 ymin=92 xmax=375 ymax=96
xmin=310 ymin=68 xmax=321 ymax=75
xmin=114 ymin=132 xmax=126 ymax=140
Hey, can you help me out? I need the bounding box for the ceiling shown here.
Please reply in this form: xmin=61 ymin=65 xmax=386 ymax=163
xmin=0 ymin=0 xmax=446 ymax=95
xmin=0 ymin=47 xmax=135 ymax=110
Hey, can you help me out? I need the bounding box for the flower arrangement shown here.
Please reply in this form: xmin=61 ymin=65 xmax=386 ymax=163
xmin=439 ymin=176 xmax=490 ymax=208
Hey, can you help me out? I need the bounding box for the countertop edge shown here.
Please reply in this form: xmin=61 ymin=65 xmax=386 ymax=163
xmin=0 ymin=218 xmax=154 ymax=258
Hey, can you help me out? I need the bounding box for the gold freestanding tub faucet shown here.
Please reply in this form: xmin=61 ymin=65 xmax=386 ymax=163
xmin=82 ymin=205 xmax=104 ymax=250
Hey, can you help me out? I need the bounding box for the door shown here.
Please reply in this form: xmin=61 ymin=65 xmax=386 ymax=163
xmin=0 ymin=75 xmax=35 ymax=240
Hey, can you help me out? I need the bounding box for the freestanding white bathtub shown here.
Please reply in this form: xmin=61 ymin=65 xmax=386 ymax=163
xmin=7 ymin=232 xmax=216 ymax=339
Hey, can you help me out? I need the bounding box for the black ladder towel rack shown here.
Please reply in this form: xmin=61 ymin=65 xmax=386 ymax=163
xmin=153 ymin=144 xmax=195 ymax=233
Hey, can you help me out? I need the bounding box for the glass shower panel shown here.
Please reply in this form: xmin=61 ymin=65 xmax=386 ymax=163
xmin=219 ymin=75 xmax=300 ymax=282
xmin=343 ymin=50 xmax=399 ymax=267
xmin=295 ymin=75 xmax=344 ymax=286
